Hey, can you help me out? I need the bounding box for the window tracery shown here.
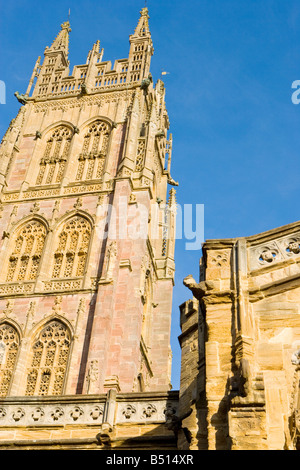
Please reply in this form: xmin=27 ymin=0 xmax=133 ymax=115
xmin=36 ymin=126 xmax=73 ymax=186
xmin=75 ymin=121 xmax=110 ymax=181
xmin=52 ymin=217 xmax=91 ymax=279
xmin=25 ymin=321 xmax=71 ymax=396
xmin=135 ymin=139 xmax=146 ymax=171
xmin=0 ymin=323 xmax=20 ymax=397
xmin=6 ymin=221 xmax=47 ymax=283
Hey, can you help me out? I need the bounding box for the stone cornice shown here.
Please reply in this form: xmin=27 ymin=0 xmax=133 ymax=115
xmin=249 ymin=272 xmax=300 ymax=302
xmin=203 ymin=220 xmax=300 ymax=252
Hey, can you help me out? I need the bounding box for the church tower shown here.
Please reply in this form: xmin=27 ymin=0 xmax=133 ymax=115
xmin=0 ymin=8 xmax=179 ymax=449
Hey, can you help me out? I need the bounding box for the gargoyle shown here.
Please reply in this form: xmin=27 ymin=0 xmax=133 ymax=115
xmin=14 ymin=92 xmax=28 ymax=105
xmin=96 ymin=423 xmax=114 ymax=447
xmin=80 ymin=83 xmax=88 ymax=95
xmin=140 ymin=74 xmax=153 ymax=92
xmin=292 ymin=349 xmax=300 ymax=366
xmin=156 ymin=130 xmax=165 ymax=138
xmin=183 ymin=275 xmax=214 ymax=300
xmin=168 ymin=177 xmax=179 ymax=187
xmin=165 ymin=408 xmax=193 ymax=443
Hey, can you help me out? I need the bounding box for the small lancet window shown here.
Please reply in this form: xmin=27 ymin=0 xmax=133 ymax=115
xmin=141 ymin=271 xmax=153 ymax=347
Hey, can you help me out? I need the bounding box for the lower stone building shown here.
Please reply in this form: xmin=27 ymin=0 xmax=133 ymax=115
xmin=179 ymin=220 xmax=300 ymax=450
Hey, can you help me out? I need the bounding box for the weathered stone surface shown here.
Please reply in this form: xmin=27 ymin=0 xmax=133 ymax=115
xmin=180 ymin=222 xmax=300 ymax=450
xmin=0 ymin=7 xmax=178 ymax=450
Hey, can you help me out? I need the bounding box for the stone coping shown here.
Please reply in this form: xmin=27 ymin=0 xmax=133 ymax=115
xmin=0 ymin=391 xmax=179 ymax=428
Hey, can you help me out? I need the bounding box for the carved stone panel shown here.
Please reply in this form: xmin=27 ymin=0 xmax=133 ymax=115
xmin=249 ymin=232 xmax=300 ymax=271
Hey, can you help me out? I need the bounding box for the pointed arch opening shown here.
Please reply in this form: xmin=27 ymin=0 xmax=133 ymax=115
xmin=36 ymin=125 xmax=73 ymax=186
xmin=25 ymin=320 xmax=71 ymax=396
xmin=52 ymin=216 xmax=92 ymax=279
xmin=0 ymin=323 xmax=20 ymax=397
xmin=75 ymin=120 xmax=111 ymax=181
xmin=5 ymin=220 xmax=47 ymax=283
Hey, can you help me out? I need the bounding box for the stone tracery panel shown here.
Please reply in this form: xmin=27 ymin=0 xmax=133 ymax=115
xmin=36 ymin=126 xmax=73 ymax=186
xmin=249 ymin=232 xmax=300 ymax=271
xmin=0 ymin=323 xmax=20 ymax=397
xmin=6 ymin=221 xmax=47 ymax=283
xmin=52 ymin=216 xmax=91 ymax=279
xmin=135 ymin=139 xmax=146 ymax=172
xmin=25 ymin=321 xmax=71 ymax=397
xmin=75 ymin=120 xmax=110 ymax=181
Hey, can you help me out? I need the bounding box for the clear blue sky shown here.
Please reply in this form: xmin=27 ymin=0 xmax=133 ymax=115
xmin=1 ymin=0 xmax=300 ymax=390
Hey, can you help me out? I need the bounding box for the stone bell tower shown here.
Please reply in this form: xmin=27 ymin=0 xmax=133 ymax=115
xmin=0 ymin=8 xmax=179 ymax=449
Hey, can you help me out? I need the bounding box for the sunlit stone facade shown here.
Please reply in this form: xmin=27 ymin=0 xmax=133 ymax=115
xmin=0 ymin=8 xmax=179 ymax=449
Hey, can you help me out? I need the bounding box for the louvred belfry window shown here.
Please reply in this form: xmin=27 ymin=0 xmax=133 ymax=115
xmin=76 ymin=120 xmax=110 ymax=181
xmin=52 ymin=216 xmax=91 ymax=279
xmin=25 ymin=321 xmax=71 ymax=396
xmin=36 ymin=126 xmax=72 ymax=185
xmin=6 ymin=221 xmax=47 ymax=283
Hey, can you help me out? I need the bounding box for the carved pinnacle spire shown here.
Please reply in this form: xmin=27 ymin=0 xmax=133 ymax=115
xmin=47 ymin=20 xmax=72 ymax=57
xmin=129 ymin=6 xmax=153 ymax=80
xmin=131 ymin=6 xmax=151 ymax=39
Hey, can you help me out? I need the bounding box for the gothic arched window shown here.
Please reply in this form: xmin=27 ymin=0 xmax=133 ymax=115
xmin=36 ymin=126 xmax=73 ymax=185
xmin=52 ymin=216 xmax=91 ymax=279
xmin=25 ymin=321 xmax=71 ymax=396
xmin=0 ymin=323 xmax=20 ymax=397
xmin=76 ymin=120 xmax=110 ymax=181
xmin=6 ymin=221 xmax=47 ymax=283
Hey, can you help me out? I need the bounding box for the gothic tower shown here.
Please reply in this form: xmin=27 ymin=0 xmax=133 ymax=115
xmin=0 ymin=8 xmax=179 ymax=449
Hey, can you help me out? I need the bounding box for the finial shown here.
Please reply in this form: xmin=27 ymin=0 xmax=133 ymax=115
xmin=141 ymin=1 xmax=149 ymax=16
xmin=48 ymin=19 xmax=71 ymax=55
xmin=61 ymin=20 xmax=71 ymax=32
xmin=61 ymin=10 xmax=71 ymax=33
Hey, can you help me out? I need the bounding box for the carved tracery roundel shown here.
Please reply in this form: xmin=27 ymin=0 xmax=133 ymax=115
xmin=287 ymin=239 xmax=300 ymax=255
